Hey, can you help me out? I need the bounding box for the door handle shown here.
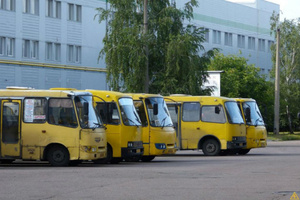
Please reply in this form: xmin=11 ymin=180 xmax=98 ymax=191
xmin=197 ymin=127 xmax=200 ymax=130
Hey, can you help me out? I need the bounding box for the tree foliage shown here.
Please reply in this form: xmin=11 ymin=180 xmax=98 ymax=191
xmin=270 ymin=13 xmax=300 ymax=133
xmin=96 ymin=0 xmax=213 ymax=94
xmin=208 ymin=52 xmax=274 ymax=130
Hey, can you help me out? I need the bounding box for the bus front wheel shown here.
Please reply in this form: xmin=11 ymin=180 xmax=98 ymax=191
xmin=202 ymin=139 xmax=220 ymax=156
xmin=47 ymin=145 xmax=70 ymax=166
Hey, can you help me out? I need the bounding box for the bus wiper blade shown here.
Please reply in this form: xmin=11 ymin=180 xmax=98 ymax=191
xmin=127 ymin=118 xmax=139 ymax=127
xmin=161 ymin=116 xmax=167 ymax=129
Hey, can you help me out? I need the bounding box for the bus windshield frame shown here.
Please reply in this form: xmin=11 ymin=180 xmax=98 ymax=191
xmin=224 ymin=101 xmax=244 ymax=124
xmin=119 ymin=97 xmax=141 ymax=126
xmin=243 ymin=101 xmax=265 ymax=126
xmin=145 ymin=97 xmax=173 ymax=127
xmin=74 ymin=95 xmax=102 ymax=129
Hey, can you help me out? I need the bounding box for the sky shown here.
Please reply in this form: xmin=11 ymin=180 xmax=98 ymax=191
xmin=267 ymin=0 xmax=300 ymax=20
xmin=228 ymin=0 xmax=300 ymax=21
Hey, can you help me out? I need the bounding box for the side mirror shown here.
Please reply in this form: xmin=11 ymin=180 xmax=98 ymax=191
xmin=153 ymin=103 xmax=158 ymax=115
xmin=215 ymin=106 xmax=220 ymax=114
xmin=83 ymin=102 xmax=89 ymax=116
xmin=245 ymin=107 xmax=251 ymax=124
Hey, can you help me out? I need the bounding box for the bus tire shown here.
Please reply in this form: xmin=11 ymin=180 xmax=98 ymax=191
xmin=238 ymin=149 xmax=251 ymax=155
xmin=47 ymin=145 xmax=70 ymax=166
xmin=0 ymin=159 xmax=14 ymax=164
xmin=202 ymin=139 xmax=220 ymax=156
xmin=141 ymin=156 xmax=155 ymax=162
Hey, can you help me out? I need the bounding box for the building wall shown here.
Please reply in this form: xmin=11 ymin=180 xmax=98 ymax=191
xmin=176 ymin=0 xmax=279 ymax=75
xmin=0 ymin=0 xmax=279 ymax=90
xmin=0 ymin=0 xmax=107 ymax=90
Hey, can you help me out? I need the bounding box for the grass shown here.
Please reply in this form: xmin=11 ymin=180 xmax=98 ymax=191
xmin=267 ymin=132 xmax=300 ymax=141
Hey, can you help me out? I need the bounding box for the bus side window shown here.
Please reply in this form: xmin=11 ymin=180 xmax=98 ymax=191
xmin=48 ymin=98 xmax=78 ymax=128
xmin=182 ymin=102 xmax=200 ymax=122
xmin=24 ymin=98 xmax=47 ymax=123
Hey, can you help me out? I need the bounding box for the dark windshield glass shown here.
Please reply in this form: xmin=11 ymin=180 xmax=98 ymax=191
xmin=243 ymin=101 xmax=264 ymax=126
xmin=225 ymin=102 xmax=244 ymax=124
xmin=119 ymin=98 xmax=141 ymax=126
xmin=145 ymin=97 xmax=173 ymax=127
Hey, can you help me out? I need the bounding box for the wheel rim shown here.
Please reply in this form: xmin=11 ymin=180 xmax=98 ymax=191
xmin=53 ymin=150 xmax=65 ymax=163
xmin=206 ymin=143 xmax=216 ymax=153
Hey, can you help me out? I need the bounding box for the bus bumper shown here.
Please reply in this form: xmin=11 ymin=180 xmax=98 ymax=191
xmin=121 ymin=147 xmax=144 ymax=158
xmin=121 ymin=141 xmax=144 ymax=158
xmin=227 ymin=137 xmax=247 ymax=149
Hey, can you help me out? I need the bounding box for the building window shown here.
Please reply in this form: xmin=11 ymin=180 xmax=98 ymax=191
xmin=248 ymin=36 xmax=255 ymax=50
xmin=0 ymin=0 xmax=15 ymax=11
xmin=23 ymin=0 xmax=39 ymax=15
xmin=54 ymin=43 xmax=61 ymax=61
xmin=0 ymin=36 xmax=15 ymax=57
xmin=46 ymin=0 xmax=61 ymax=18
xmin=204 ymin=28 xmax=209 ymax=43
xmin=224 ymin=32 xmax=232 ymax=46
xmin=46 ymin=42 xmax=61 ymax=61
xmin=258 ymin=39 xmax=265 ymax=52
xmin=237 ymin=34 xmax=245 ymax=48
xmin=68 ymin=3 xmax=81 ymax=22
xmin=23 ymin=39 xmax=39 ymax=59
xmin=268 ymin=40 xmax=274 ymax=53
xmin=213 ymin=30 xmax=221 ymax=44
xmin=67 ymin=44 xmax=81 ymax=63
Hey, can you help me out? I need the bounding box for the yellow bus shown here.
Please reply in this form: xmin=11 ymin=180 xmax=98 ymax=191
xmin=165 ymin=95 xmax=246 ymax=156
xmin=129 ymin=94 xmax=176 ymax=162
xmin=87 ymin=90 xmax=144 ymax=163
xmin=0 ymin=87 xmax=106 ymax=166
xmin=235 ymin=98 xmax=267 ymax=154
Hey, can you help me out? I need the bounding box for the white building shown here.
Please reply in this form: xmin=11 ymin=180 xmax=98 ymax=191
xmin=0 ymin=0 xmax=279 ymax=89
xmin=176 ymin=0 xmax=279 ymax=75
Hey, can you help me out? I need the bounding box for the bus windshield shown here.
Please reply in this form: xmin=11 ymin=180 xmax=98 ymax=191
xmin=225 ymin=102 xmax=244 ymax=124
xmin=145 ymin=97 xmax=173 ymax=127
xmin=75 ymin=96 xmax=102 ymax=129
xmin=243 ymin=101 xmax=264 ymax=126
xmin=119 ymin=98 xmax=141 ymax=126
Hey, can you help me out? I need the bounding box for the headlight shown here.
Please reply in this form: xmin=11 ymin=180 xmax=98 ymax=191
xmin=128 ymin=142 xmax=133 ymax=147
xmin=82 ymin=146 xmax=97 ymax=152
xmin=155 ymin=143 xmax=166 ymax=149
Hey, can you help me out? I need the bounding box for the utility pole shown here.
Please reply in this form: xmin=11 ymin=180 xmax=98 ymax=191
xmin=143 ymin=0 xmax=149 ymax=93
xmin=274 ymin=28 xmax=280 ymax=135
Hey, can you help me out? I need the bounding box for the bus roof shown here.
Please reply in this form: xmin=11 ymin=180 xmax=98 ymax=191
xmin=233 ymin=98 xmax=256 ymax=103
xmin=86 ymin=90 xmax=132 ymax=102
xmin=0 ymin=88 xmax=91 ymax=98
xmin=164 ymin=95 xmax=236 ymax=105
xmin=126 ymin=93 xmax=163 ymax=100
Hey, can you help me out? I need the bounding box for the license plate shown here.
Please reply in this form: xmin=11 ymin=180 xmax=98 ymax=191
xmin=136 ymin=149 xmax=141 ymax=153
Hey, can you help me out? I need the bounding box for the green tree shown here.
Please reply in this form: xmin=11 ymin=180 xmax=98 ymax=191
xmin=270 ymin=14 xmax=300 ymax=133
xmin=96 ymin=0 xmax=213 ymax=94
xmin=208 ymin=52 xmax=274 ymax=130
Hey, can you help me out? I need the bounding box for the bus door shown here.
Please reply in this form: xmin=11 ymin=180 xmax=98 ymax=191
xmin=133 ymin=100 xmax=150 ymax=155
xmin=166 ymin=103 xmax=182 ymax=149
xmin=180 ymin=102 xmax=201 ymax=149
xmin=1 ymin=100 xmax=21 ymax=158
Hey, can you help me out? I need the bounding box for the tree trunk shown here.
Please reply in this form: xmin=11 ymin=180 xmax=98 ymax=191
xmin=286 ymin=105 xmax=294 ymax=134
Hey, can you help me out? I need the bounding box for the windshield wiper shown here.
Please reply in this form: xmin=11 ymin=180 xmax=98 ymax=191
xmin=254 ymin=118 xmax=263 ymax=127
xmin=127 ymin=118 xmax=139 ymax=127
xmin=161 ymin=116 xmax=168 ymax=129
